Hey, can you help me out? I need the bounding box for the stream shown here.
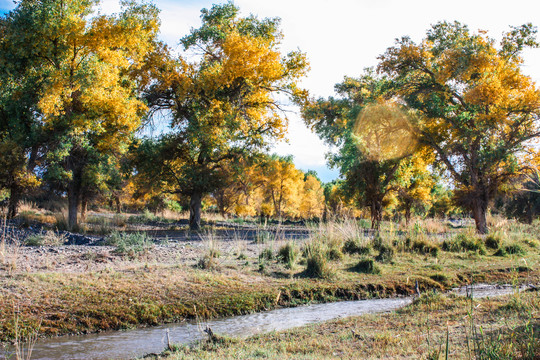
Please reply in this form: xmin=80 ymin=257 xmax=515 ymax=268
xmin=9 ymin=284 xmax=527 ymax=360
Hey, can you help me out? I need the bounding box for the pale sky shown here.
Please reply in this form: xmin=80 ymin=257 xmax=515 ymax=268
xmin=2 ymin=0 xmax=540 ymax=182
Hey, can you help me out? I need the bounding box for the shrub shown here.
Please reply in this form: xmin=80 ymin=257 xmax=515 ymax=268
xmin=351 ymin=258 xmax=380 ymax=274
xmin=24 ymin=231 xmax=66 ymax=246
xmin=259 ymin=247 xmax=274 ymax=261
xmin=277 ymin=242 xmax=298 ymax=269
xmin=304 ymin=245 xmax=332 ymax=279
xmin=342 ymin=238 xmax=370 ymax=255
xmin=105 ymin=231 xmax=153 ymax=256
xmin=485 ymin=233 xmax=502 ymax=249
xmin=429 ymin=273 xmax=449 ymax=285
xmin=127 ymin=210 xmax=157 ymax=224
xmin=411 ymin=238 xmax=440 ymax=257
xmin=198 ymin=254 xmax=218 ymax=270
xmin=442 ymin=233 xmax=486 ymax=255
xmin=504 ymin=243 xmax=526 ymax=255
xmin=326 ymin=247 xmax=343 ymax=261
xmin=375 ymin=244 xmax=394 ymax=263
xmin=372 ymin=233 xmax=384 ymax=251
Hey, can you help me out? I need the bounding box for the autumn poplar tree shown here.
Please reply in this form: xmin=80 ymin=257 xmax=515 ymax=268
xmin=302 ymin=73 xmax=422 ymax=229
xmin=143 ymin=3 xmax=308 ymax=230
xmin=379 ymin=22 xmax=540 ymax=233
xmin=0 ymin=11 xmax=44 ymax=218
xmin=7 ymin=0 xmax=160 ymax=229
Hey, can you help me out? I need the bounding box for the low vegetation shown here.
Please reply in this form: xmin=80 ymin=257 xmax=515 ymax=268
xmin=152 ymin=291 xmax=540 ymax=359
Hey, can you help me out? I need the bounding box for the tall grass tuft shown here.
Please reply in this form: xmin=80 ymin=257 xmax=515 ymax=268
xmin=303 ymin=239 xmax=333 ymax=279
xmin=277 ymin=242 xmax=298 ymax=269
xmin=351 ymin=258 xmax=380 ymax=274
xmin=105 ymin=231 xmax=153 ymax=257
xmin=442 ymin=232 xmax=486 ymax=255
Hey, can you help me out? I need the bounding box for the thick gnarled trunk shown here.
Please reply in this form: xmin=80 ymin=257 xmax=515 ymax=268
xmin=471 ymin=200 xmax=488 ymax=234
xmin=370 ymin=200 xmax=383 ymax=230
xmin=189 ymin=192 xmax=202 ymax=231
xmin=7 ymin=184 xmax=20 ymax=219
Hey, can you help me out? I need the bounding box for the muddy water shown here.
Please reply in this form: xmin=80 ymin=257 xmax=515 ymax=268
xmin=19 ymin=284 xmax=528 ymax=360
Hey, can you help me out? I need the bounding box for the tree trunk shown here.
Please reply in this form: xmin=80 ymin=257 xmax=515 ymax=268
xmin=7 ymin=184 xmax=20 ymax=219
xmin=67 ymin=167 xmax=83 ymax=231
xmin=525 ymin=201 xmax=533 ymax=225
xmin=80 ymin=196 xmax=88 ymax=223
xmin=189 ymin=192 xmax=202 ymax=231
xmin=370 ymin=200 xmax=383 ymax=230
xmin=404 ymin=202 xmax=412 ymax=226
xmin=115 ymin=196 xmax=121 ymax=213
xmin=215 ymin=190 xmax=226 ymax=218
xmin=471 ymin=200 xmax=488 ymax=234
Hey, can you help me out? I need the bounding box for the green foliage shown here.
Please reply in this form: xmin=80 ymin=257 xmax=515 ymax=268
xmin=379 ymin=21 xmax=540 ymax=234
xmin=342 ymin=238 xmax=371 ymax=255
xmin=128 ymin=210 xmax=158 ymax=224
xmin=105 ymin=232 xmax=153 ymax=257
xmin=326 ymin=247 xmax=343 ymax=261
xmin=303 ymin=243 xmax=332 ymax=279
xmin=259 ymin=247 xmax=274 ymax=261
xmin=495 ymin=243 xmax=526 ymax=256
xmin=277 ymin=242 xmax=298 ymax=269
xmin=351 ymin=258 xmax=381 ymax=274
xmin=410 ymin=238 xmax=440 ymax=257
xmin=375 ymin=244 xmax=394 ymax=264
xmin=485 ymin=233 xmax=503 ymax=250
xmin=0 ymin=0 xmax=160 ymax=227
xmin=140 ymin=2 xmax=308 ymax=230
xmin=442 ymin=233 xmax=487 ymax=254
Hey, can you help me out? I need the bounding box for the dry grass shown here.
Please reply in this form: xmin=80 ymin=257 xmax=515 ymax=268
xmin=0 ymin=217 xmax=539 ymax=347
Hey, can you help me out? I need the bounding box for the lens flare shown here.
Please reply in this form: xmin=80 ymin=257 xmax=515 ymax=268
xmin=354 ymin=102 xmax=418 ymax=161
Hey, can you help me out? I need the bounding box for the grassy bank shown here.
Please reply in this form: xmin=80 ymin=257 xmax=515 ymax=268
xmin=153 ymin=291 xmax=540 ymax=359
xmin=1 ymin=251 xmax=538 ymax=343
xmin=1 ymin=217 xmax=539 ymax=345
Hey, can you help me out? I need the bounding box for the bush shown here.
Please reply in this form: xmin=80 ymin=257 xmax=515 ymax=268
xmin=375 ymin=244 xmax=394 ymax=263
xmin=277 ymin=242 xmax=298 ymax=269
xmin=372 ymin=233 xmax=384 ymax=251
xmin=429 ymin=273 xmax=449 ymax=285
xmin=485 ymin=234 xmax=502 ymax=249
xmin=259 ymin=247 xmax=274 ymax=261
xmin=411 ymin=238 xmax=440 ymax=257
xmin=494 ymin=243 xmax=526 ymax=257
xmin=24 ymin=231 xmax=66 ymax=246
xmin=342 ymin=238 xmax=370 ymax=255
xmin=198 ymin=255 xmax=219 ymax=270
xmin=442 ymin=233 xmax=486 ymax=255
xmin=127 ymin=210 xmax=157 ymax=224
xmin=304 ymin=246 xmax=332 ymax=279
xmin=351 ymin=258 xmax=380 ymax=274
xmin=105 ymin=231 xmax=153 ymax=256
xmin=326 ymin=247 xmax=343 ymax=261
